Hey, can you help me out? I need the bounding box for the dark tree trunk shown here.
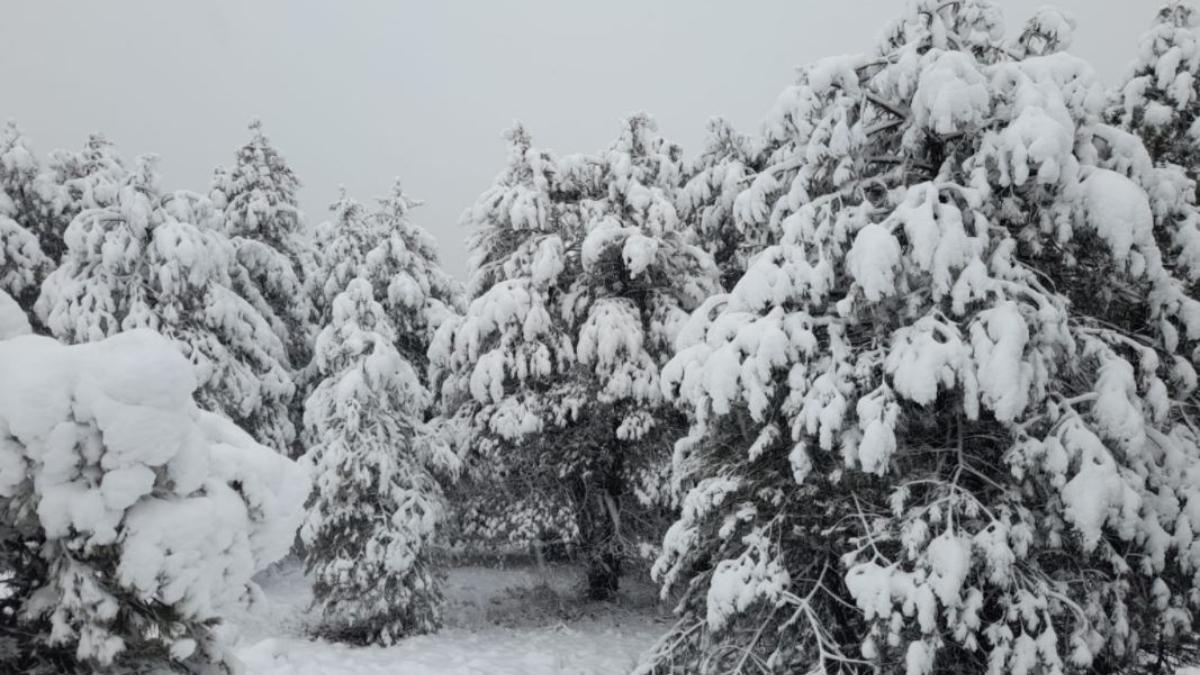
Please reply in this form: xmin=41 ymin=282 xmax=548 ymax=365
xmin=571 ymin=468 xmax=624 ymax=601
xmin=579 ymin=493 xmax=620 ymax=600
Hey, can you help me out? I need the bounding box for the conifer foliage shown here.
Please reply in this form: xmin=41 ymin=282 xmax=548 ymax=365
xmin=0 ymin=123 xmax=52 ymax=314
xmin=1109 ymin=1 xmax=1200 ymax=285
xmin=309 ymin=181 xmax=460 ymax=368
xmin=37 ymin=133 xmax=130 ymax=263
xmin=211 ymin=120 xmax=316 ymax=369
xmin=366 ymin=180 xmax=462 ymax=370
xmin=36 ymin=155 xmax=297 ymax=452
xmin=639 ymin=2 xmax=1200 ymax=673
xmin=1111 ymin=2 xmax=1200 ymax=178
xmin=677 ymin=117 xmax=763 ymax=289
xmin=301 ymin=180 xmax=459 ymax=646
xmin=12 ymin=3 xmax=1200 ymax=671
xmin=430 ymin=124 xmax=587 ymax=560
xmin=0 ymin=329 xmax=305 ymax=674
xmin=432 ymin=117 xmax=719 ymax=599
xmin=301 ymin=277 xmax=452 ymax=645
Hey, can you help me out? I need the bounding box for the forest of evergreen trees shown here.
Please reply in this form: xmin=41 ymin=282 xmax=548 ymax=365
xmin=8 ymin=1 xmax=1200 ymax=673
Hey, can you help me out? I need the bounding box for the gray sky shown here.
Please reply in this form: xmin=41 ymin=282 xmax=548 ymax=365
xmin=1 ymin=1 xmax=1153 ymax=279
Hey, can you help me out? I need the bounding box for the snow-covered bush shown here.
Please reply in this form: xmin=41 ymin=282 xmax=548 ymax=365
xmin=0 ymin=329 xmax=306 ymax=674
xmin=640 ymin=2 xmax=1200 ymax=673
xmin=432 ymin=118 xmax=718 ymax=599
xmin=301 ymin=278 xmax=454 ymax=645
xmin=36 ymin=158 xmax=297 ymax=453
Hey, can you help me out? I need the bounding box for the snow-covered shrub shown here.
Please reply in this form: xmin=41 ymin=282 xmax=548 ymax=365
xmin=432 ymin=118 xmax=719 ymax=599
xmin=301 ymin=278 xmax=455 ymax=645
xmin=0 ymin=329 xmax=306 ymax=674
xmin=36 ymin=158 xmax=297 ymax=453
xmin=640 ymin=2 xmax=1200 ymax=673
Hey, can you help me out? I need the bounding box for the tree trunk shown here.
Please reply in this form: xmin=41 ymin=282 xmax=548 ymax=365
xmin=572 ymin=475 xmax=623 ymax=601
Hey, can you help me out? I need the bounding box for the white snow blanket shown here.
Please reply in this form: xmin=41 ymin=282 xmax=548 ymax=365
xmin=0 ymin=289 xmax=29 ymax=339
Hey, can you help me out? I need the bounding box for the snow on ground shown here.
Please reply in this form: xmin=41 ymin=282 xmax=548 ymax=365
xmin=229 ymin=558 xmax=671 ymax=674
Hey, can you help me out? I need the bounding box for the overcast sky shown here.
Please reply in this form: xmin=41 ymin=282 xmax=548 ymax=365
xmin=2 ymin=1 xmax=1153 ymax=279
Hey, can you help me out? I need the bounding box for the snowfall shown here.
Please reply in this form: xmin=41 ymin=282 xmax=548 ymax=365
xmin=228 ymin=559 xmax=670 ymax=675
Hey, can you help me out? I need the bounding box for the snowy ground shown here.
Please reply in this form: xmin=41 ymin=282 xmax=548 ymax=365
xmin=227 ymin=558 xmax=672 ymax=674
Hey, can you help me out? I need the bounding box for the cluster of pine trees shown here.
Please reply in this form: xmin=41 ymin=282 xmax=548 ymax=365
xmin=10 ymin=0 xmax=1200 ymax=673
xmin=0 ymin=119 xmax=463 ymax=671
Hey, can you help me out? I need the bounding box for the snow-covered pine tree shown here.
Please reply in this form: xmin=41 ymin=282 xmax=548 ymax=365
xmin=211 ymin=119 xmax=315 ymax=370
xmin=565 ymin=113 xmax=720 ymax=596
xmin=1109 ymin=2 xmax=1200 ymax=287
xmin=36 ymin=157 xmax=297 ymax=451
xmin=1 ymin=129 xmax=130 ymax=319
xmin=1011 ymin=7 xmax=1077 ymax=60
xmin=302 ymin=277 xmax=452 ymax=645
xmin=429 ymin=124 xmax=583 ymax=559
xmin=38 ymin=133 xmax=129 ymax=262
xmin=153 ymin=190 xmax=298 ymax=451
xmin=432 ymin=118 xmax=718 ymax=598
xmin=1111 ymin=2 xmax=1200 ymax=176
xmin=311 ymin=189 xmax=377 ymax=323
xmin=308 ymin=181 xmax=461 ymax=391
xmin=35 ymin=154 xmax=159 ymax=343
xmin=0 ymin=328 xmax=306 ymax=675
xmin=366 ymin=179 xmax=462 ymax=373
xmin=640 ymin=2 xmax=1200 ymax=673
xmin=0 ymin=124 xmax=52 ymax=315
xmin=677 ymin=117 xmax=764 ymax=289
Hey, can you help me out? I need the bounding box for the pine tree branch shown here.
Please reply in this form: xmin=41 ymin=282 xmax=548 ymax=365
xmin=864 ymin=92 xmax=910 ymax=119
xmin=865 ymin=118 xmax=905 ymax=136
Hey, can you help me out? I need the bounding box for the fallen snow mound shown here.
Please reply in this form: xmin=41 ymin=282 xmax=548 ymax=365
xmin=0 ymin=289 xmax=29 ymax=339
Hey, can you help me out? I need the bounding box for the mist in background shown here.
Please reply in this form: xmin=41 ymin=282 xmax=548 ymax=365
xmin=0 ymin=0 xmax=1152 ymax=278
